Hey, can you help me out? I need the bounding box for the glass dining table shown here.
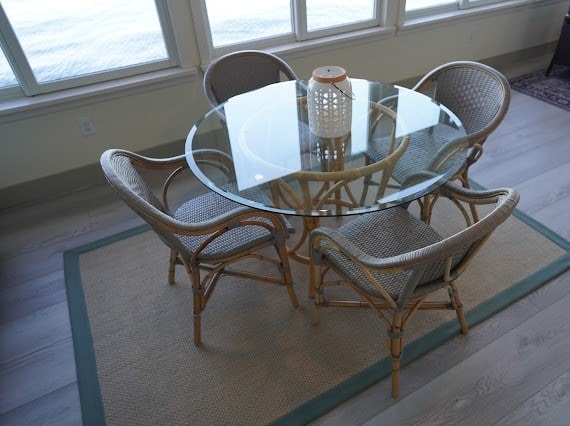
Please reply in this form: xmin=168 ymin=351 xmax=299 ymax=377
xmin=185 ymin=78 xmax=468 ymax=269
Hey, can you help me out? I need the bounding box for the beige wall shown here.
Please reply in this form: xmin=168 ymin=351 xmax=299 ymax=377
xmin=0 ymin=1 xmax=566 ymax=199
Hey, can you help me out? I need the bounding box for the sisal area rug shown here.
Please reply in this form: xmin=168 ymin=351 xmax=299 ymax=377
xmin=509 ymin=66 xmax=570 ymax=111
xmin=64 ymin=197 xmax=569 ymax=426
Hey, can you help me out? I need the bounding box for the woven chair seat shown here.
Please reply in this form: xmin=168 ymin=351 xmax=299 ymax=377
xmin=174 ymin=191 xmax=285 ymax=261
xmin=320 ymin=207 xmax=444 ymax=300
xmin=366 ymin=130 xmax=464 ymax=185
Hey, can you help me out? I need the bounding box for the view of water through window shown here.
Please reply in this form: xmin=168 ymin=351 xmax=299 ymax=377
xmin=0 ymin=0 xmax=458 ymax=90
xmin=206 ymin=0 xmax=376 ymax=47
xmin=0 ymin=0 xmax=167 ymax=88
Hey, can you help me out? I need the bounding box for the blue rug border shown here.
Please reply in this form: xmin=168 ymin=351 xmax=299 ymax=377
xmin=64 ymin=224 xmax=149 ymax=426
xmin=64 ymin=198 xmax=569 ymax=426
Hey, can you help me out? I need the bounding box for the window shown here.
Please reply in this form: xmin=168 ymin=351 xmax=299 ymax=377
xmin=193 ymin=0 xmax=382 ymax=62
xmin=0 ymin=0 xmax=177 ymax=98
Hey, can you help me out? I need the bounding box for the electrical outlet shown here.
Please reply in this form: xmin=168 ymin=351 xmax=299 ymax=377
xmin=77 ymin=116 xmax=96 ymax=136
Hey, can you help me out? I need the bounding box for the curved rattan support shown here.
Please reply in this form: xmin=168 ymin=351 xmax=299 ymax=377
xmin=100 ymin=148 xmax=298 ymax=346
xmin=273 ymin=102 xmax=410 ymax=215
xmin=363 ymin=61 xmax=511 ymax=224
xmin=203 ymin=50 xmax=298 ymax=108
xmin=270 ymin=102 xmax=409 ymax=271
xmin=310 ymin=182 xmax=519 ymax=398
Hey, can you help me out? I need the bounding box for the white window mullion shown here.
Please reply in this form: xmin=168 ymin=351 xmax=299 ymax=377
xmin=293 ymin=0 xmax=309 ymax=41
xmin=0 ymin=4 xmax=39 ymax=96
xmin=189 ymin=0 xmax=217 ymax=65
xmin=395 ymin=0 xmax=408 ymax=26
xmin=154 ymin=0 xmax=181 ymax=68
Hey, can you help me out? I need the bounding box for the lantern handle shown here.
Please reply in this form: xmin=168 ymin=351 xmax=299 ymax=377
xmin=331 ymin=82 xmax=355 ymax=100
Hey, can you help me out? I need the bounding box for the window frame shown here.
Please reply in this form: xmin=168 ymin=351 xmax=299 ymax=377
xmin=0 ymin=0 xmax=180 ymax=98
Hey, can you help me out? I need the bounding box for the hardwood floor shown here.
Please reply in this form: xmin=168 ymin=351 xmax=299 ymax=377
xmin=1 ymin=63 xmax=569 ymax=425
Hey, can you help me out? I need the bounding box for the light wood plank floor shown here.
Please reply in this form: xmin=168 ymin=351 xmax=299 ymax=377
xmin=1 ymin=62 xmax=569 ymax=425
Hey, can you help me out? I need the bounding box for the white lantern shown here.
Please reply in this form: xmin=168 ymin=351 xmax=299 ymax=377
xmin=307 ymin=66 xmax=353 ymax=138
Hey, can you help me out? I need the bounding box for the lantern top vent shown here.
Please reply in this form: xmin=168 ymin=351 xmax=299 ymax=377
xmin=311 ymin=66 xmax=347 ymax=83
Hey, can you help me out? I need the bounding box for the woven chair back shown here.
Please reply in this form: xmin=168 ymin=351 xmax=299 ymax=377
xmin=203 ymin=50 xmax=298 ymax=107
xmin=415 ymin=61 xmax=511 ymax=145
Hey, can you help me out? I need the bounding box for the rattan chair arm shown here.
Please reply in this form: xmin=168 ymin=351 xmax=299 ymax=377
xmin=440 ymin=182 xmax=519 ymax=206
xmin=310 ymin=226 xmax=387 ymax=268
xmin=147 ymin=198 xmax=288 ymax=238
xmin=107 ymin=149 xmax=188 ymax=171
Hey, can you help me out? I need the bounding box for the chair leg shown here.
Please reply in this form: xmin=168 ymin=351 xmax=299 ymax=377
xmin=389 ymin=310 xmax=404 ymax=398
xmin=311 ymin=262 xmax=323 ymax=326
xmin=448 ymin=281 xmax=469 ymax=334
xmin=193 ymin=311 xmax=202 ymax=346
xmin=420 ymin=194 xmax=434 ymax=225
xmin=183 ymin=262 xmax=204 ymax=346
xmin=168 ymin=249 xmax=178 ymax=285
xmin=275 ymin=243 xmax=298 ymax=307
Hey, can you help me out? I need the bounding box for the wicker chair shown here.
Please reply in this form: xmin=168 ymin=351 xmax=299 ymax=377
xmin=363 ymin=61 xmax=511 ymax=224
xmin=100 ymin=149 xmax=298 ymax=346
xmin=310 ymin=183 xmax=519 ymax=398
xmin=203 ymin=50 xmax=298 ymax=107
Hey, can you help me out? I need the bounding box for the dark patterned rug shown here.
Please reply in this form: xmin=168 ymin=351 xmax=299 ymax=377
xmin=509 ymin=66 xmax=570 ymax=111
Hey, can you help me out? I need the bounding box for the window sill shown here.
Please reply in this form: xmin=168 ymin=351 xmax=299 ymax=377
xmin=0 ymin=67 xmax=198 ymax=123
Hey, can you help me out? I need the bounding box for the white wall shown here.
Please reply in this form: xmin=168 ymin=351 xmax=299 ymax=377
xmin=0 ymin=1 xmax=566 ymax=194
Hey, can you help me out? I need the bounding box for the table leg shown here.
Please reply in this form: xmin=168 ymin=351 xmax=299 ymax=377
xmin=287 ymin=216 xmax=320 ymax=298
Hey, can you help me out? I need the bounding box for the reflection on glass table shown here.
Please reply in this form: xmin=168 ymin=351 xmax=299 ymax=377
xmin=186 ymin=79 xmax=468 ymax=268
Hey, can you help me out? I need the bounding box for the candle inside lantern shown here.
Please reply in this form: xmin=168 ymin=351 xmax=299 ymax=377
xmin=307 ymin=66 xmax=352 ymax=138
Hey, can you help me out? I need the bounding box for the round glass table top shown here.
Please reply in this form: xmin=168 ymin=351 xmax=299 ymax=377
xmin=186 ymin=79 xmax=468 ymax=217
